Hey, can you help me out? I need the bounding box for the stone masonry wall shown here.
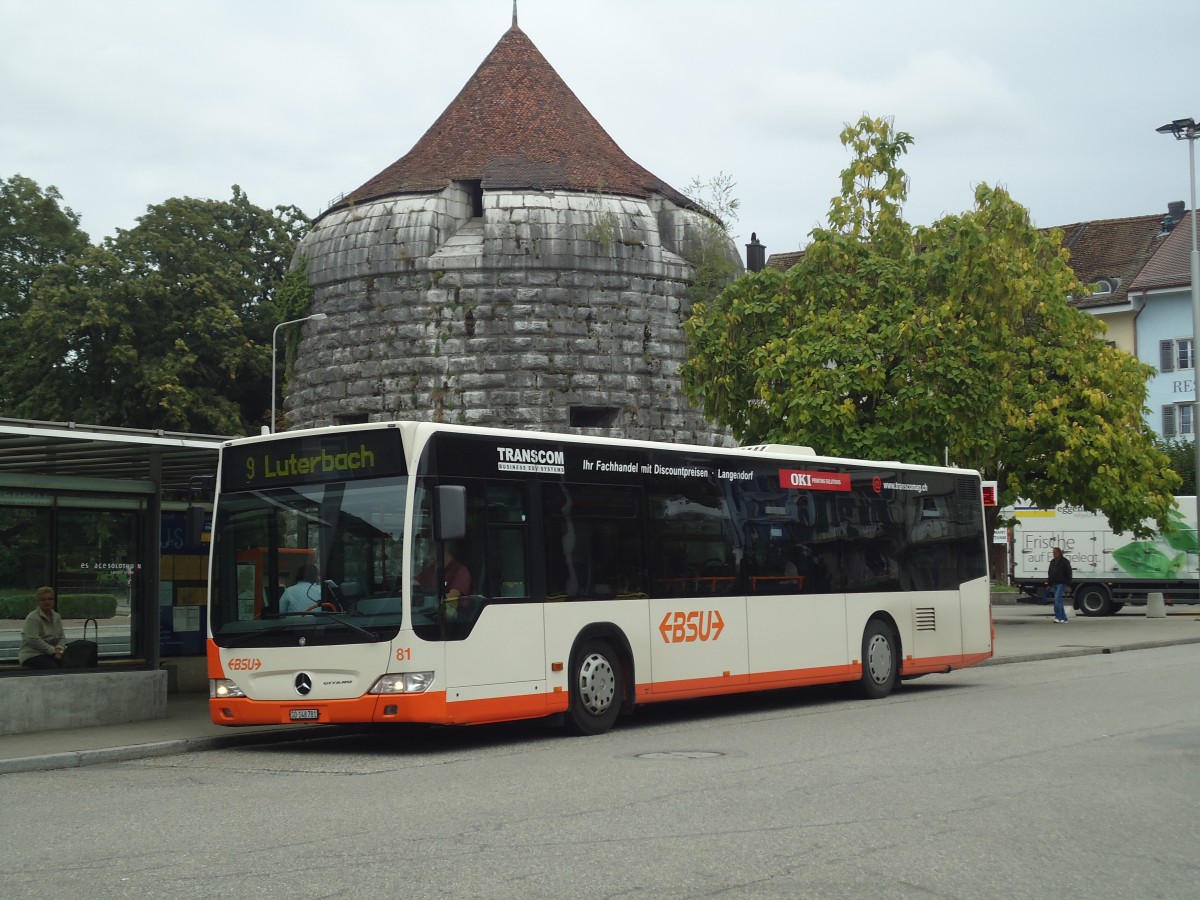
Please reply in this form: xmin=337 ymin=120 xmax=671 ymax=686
xmin=287 ymin=186 xmax=738 ymax=446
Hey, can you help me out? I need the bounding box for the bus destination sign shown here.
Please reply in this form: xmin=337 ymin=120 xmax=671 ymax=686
xmin=222 ymin=428 xmax=405 ymax=491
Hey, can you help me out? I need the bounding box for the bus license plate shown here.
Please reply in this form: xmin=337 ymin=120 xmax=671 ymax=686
xmin=290 ymin=709 xmax=320 ymax=721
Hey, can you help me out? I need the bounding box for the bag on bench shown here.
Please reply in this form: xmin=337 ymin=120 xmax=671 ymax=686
xmin=64 ymin=618 xmax=99 ymax=669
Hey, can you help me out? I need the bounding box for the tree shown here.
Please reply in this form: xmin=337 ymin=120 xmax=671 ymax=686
xmin=683 ymin=115 xmax=1178 ymax=536
xmin=1157 ymin=438 xmax=1195 ymax=495
xmin=0 ymin=176 xmax=92 ymax=404
xmin=0 ymin=175 xmax=91 ymax=319
xmin=682 ymin=172 xmax=743 ymax=306
xmin=2 ymin=186 xmax=309 ymax=435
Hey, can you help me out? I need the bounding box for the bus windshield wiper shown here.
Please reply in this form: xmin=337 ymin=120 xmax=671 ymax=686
xmin=308 ymin=609 xmax=377 ymax=641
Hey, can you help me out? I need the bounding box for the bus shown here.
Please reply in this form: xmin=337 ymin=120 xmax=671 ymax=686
xmin=204 ymin=422 xmax=992 ymax=735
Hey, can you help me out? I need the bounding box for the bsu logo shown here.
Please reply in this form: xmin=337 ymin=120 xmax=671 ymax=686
xmin=659 ymin=610 xmax=725 ymax=644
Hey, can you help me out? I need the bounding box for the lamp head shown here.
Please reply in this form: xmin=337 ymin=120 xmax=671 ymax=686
xmin=1156 ymin=117 xmax=1199 ymax=139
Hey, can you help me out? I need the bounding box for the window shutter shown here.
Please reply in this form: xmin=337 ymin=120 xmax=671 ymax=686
xmin=1160 ymin=340 xmax=1175 ymax=373
xmin=1163 ymin=405 xmax=1177 ymax=437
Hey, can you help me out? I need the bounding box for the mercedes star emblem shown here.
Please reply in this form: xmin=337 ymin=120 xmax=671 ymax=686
xmin=294 ymin=673 xmax=313 ymax=696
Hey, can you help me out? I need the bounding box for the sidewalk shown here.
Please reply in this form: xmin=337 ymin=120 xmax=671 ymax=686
xmin=3 ymin=602 xmax=1198 ymax=774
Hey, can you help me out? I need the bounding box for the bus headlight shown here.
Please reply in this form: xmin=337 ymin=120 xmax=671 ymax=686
xmin=369 ymin=672 xmax=435 ymax=694
xmin=210 ymin=679 xmax=246 ymax=699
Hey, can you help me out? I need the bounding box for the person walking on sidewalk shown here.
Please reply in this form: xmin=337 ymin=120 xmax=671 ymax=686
xmin=1047 ymin=547 xmax=1073 ymax=623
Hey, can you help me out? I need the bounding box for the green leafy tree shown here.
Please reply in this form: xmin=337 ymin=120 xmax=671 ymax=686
xmin=0 ymin=175 xmax=91 ymax=319
xmin=0 ymin=176 xmax=92 ymax=408
xmin=3 ymin=186 xmax=308 ymax=434
xmin=683 ymin=115 xmax=1178 ymax=536
xmin=1157 ymin=438 xmax=1195 ymax=495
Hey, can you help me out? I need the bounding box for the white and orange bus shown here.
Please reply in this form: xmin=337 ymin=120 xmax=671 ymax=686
xmin=204 ymin=422 xmax=992 ymax=734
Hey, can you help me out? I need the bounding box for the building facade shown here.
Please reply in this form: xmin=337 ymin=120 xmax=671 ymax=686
xmin=1061 ymin=203 xmax=1196 ymax=439
xmin=286 ymin=20 xmax=739 ymax=446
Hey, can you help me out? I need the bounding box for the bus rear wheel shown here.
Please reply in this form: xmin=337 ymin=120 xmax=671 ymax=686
xmin=566 ymin=640 xmax=623 ymax=735
xmin=858 ymin=620 xmax=898 ymax=699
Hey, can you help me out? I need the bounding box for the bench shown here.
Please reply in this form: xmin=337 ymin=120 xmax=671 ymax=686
xmin=0 ymin=668 xmax=168 ymax=736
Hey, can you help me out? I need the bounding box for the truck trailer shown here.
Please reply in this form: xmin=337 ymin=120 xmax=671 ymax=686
xmin=1009 ymin=498 xmax=1198 ymax=615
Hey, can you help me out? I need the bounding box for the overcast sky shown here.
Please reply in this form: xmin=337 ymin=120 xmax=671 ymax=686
xmin=2 ymin=0 xmax=1197 ymax=257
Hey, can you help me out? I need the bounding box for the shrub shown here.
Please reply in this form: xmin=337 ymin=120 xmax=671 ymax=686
xmin=0 ymin=593 xmax=118 ymax=619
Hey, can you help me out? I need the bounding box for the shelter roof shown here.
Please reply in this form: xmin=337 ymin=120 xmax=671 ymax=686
xmin=0 ymin=418 xmax=226 ymax=497
xmin=325 ymin=25 xmax=693 ymax=216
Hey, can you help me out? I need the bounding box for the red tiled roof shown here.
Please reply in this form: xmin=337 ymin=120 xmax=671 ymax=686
xmin=765 ymin=250 xmax=804 ymax=272
xmin=1129 ymin=211 xmax=1195 ymax=292
xmin=1053 ymin=212 xmax=1172 ymax=308
xmin=327 ymin=25 xmax=692 ymax=215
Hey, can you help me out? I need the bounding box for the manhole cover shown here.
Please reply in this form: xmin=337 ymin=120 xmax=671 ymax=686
xmin=635 ymin=751 xmax=724 ymax=760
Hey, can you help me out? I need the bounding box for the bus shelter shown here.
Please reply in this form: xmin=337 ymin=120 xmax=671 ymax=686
xmin=0 ymin=418 xmax=226 ymax=734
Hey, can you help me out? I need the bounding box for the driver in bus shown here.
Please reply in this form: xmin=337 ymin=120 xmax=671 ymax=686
xmin=416 ymin=543 xmax=472 ymax=620
xmin=279 ymin=563 xmax=322 ymax=614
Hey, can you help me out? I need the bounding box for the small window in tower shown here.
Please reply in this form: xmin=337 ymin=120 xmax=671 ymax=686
xmin=467 ymin=180 xmax=483 ymax=218
xmin=570 ymin=406 xmax=619 ymax=428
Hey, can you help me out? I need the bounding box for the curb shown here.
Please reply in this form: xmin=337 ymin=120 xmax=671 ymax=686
xmin=977 ymin=634 xmax=1200 ymax=667
xmin=0 ymin=724 xmax=357 ymax=775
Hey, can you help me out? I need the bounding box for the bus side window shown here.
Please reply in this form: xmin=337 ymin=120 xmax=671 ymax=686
xmin=491 ymin=526 xmax=528 ymax=598
xmin=484 ymin=482 xmax=529 ymax=600
xmin=647 ymin=482 xmax=736 ymax=599
xmin=542 ymin=483 xmax=642 ymax=601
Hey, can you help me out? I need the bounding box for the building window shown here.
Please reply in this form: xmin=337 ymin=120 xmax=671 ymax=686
xmin=1163 ymin=403 xmax=1196 ymax=438
xmin=1090 ymin=278 xmax=1114 ymax=295
xmin=1159 ymin=338 xmax=1194 ymax=373
xmin=570 ymin=406 xmax=619 ymax=428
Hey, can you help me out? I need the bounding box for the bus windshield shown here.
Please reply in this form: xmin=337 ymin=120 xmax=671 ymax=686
xmin=209 ymin=476 xmax=409 ymax=646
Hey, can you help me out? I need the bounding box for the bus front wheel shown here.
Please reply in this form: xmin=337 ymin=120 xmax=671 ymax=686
xmin=566 ymin=640 xmax=623 ymax=735
xmin=859 ymin=620 xmax=898 ymax=699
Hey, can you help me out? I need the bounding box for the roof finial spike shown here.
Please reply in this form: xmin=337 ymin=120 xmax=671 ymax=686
xmin=513 ymin=0 xmax=518 ymax=27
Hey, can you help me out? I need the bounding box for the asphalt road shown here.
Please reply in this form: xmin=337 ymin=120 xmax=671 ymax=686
xmin=2 ymin=643 xmax=1196 ymax=899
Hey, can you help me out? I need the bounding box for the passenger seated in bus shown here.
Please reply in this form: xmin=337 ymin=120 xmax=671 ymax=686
xmin=416 ymin=543 xmax=473 ymax=621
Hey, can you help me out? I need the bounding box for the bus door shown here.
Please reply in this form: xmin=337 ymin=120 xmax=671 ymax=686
xmin=423 ymin=479 xmax=547 ymax=696
xmin=646 ymin=484 xmax=749 ymax=695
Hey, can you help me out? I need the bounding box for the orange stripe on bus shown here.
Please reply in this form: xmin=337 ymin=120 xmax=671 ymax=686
xmin=210 ymin=689 xmax=572 ymax=727
xmin=208 ymin=650 xmax=996 ymax=727
xmin=639 ymin=666 xmax=852 ymax=701
xmin=901 ymin=651 xmax=993 ymax=676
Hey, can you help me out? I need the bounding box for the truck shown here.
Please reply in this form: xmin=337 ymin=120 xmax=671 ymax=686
xmin=1009 ymin=498 xmax=1199 ymax=615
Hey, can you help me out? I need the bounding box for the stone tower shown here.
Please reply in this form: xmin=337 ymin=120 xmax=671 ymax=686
xmin=286 ymin=19 xmax=740 ymax=445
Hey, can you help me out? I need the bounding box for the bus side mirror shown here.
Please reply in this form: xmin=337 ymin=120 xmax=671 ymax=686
xmin=185 ymin=505 xmax=207 ymax=547
xmin=434 ymin=485 xmax=467 ymax=542
xmin=184 ymin=475 xmax=214 ymax=547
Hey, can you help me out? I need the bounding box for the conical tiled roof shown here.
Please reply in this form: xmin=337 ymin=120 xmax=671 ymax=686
xmin=327 ymin=24 xmax=693 ymax=214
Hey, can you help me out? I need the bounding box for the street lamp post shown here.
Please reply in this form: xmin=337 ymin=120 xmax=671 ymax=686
xmin=1156 ymin=117 xmax=1200 ymax=599
xmin=270 ymin=313 xmax=328 ymax=433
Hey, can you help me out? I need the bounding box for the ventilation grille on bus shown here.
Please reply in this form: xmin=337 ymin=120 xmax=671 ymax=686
xmin=915 ymin=607 xmax=937 ymax=631
xmin=956 ymin=477 xmax=978 ymax=503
